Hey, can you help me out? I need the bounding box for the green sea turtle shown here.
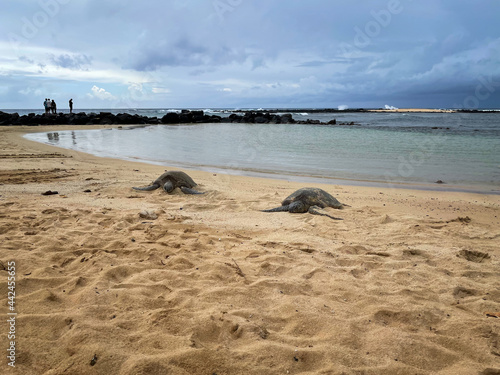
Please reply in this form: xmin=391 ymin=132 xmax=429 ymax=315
xmin=133 ymin=171 xmax=204 ymax=195
xmin=262 ymin=187 xmax=345 ymax=220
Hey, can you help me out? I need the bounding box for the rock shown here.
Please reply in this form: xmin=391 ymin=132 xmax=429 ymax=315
xmin=116 ymin=113 xmax=137 ymax=124
xmin=41 ymin=190 xmax=59 ymax=196
xmin=190 ymin=110 xmax=204 ymax=117
xmin=254 ymin=116 xmax=269 ymax=124
xmin=139 ymin=210 xmax=158 ymax=220
xmin=0 ymin=111 xmax=13 ymax=125
xmin=192 ymin=113 xmax=206 ymax=123
xmin=161 ymin=112 xmax=180 ymax=124
xmin=99 ymin=112 xmax=117 ymax=125
xmin=280 ymin=114 xmax=295 ymax=124
xmin=228 ymin=114 xmax=243 ymax=122
xmin=0 ymin=110 xmax=343 ymax=127
xmin=209 ymin=115 xmax=222 ymax=123
xmin=179 ymin=113 xmax=192 ymax=123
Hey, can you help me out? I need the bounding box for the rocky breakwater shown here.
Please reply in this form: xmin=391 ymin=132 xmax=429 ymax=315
xmin=162 ymin=110 xmax=357 ymax=125
xmin=0 ymin=111 xmax=161 ymax=126
xmin=0 ymin=110 xmax=357 ymax=126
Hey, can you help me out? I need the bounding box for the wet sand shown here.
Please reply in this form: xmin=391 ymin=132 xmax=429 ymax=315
xmin=1 ymin=125 xmax=499 ymax=375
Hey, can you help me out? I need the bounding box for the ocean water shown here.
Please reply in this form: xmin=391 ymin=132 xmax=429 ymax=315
xmin=23 ymin=111 xmax=500 ymax=193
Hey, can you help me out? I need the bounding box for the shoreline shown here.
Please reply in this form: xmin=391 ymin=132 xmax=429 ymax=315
xmin=23 ymin=125 xmax=500 ymax=196
xmin=1 ymin=125 xmax=500 ymax=374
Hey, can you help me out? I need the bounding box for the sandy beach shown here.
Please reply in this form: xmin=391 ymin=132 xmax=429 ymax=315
xmin=1 ymin=125 xmax=499 ymax=375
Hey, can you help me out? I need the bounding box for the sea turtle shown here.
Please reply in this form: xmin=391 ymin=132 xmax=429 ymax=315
xmin=262 ymin=187 xmax=345 ymax=220
xmin=133 ymin=171 xmax=204 ymax=195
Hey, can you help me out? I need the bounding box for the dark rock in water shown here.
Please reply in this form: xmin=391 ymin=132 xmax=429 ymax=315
xmin=254 ymin=116 xmax=269 ymax=124
xmin=280 ymin=114 xmax=295 ymax=124
xmin=190 ymin=110 xmax=204 ymax=117
xmin=0 ymin=111 xmax=12 ymax=125
xmin=116 ymin=113 xmax=137 ymax=124
xmin=190 ymin=112 xmax=211 ymax=123
xmin=269 ymin=115 xmax=281 ymax=124
xmin=0 ymin=109 xmax=342 ymax=127
xmin=161 ymin=112 xmax=180 ymax=124
xmin=435 ymin=180 xmax=445 ymax=184
xmin=228 ymin=113 xmax=243 ymax=122
xmin=179 ymin=113 xmax=192 ymax=123
xmin=99 ymin=112 xmax=116 ymax=125
xmin=68 ymin=113 xmax=91 ymax=125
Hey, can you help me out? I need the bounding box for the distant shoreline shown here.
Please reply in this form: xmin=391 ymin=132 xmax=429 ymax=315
xmin=367 ymin=108 xmax=456 ymax=113
xmin=262 ymin=108 xmax=500 ymax=114
xmin=2 ymin=108 xmax=499 ymax=116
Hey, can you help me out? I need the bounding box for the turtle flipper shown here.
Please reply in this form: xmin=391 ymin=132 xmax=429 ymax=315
xmin=133 ymin=183 xmax=160 ymax=191
xmin=261 ymin=204 xmax=291 ymax=213
xmin=180 ymin=186 xmax=205 ymax=195
xmin=308 ymin=205 xmax=343 ymax=220
xmin=262 ymin=201 xmax=307 ymax=213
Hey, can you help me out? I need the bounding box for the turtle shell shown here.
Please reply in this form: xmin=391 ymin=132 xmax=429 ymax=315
xmin=282 ymin=188 xmax=343 ymax=209
xmin=153 ymin=171 xmax=197 ymax=189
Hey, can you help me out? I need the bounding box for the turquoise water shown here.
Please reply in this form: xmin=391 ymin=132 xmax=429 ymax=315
xmin=24 ymin=113 xmax=500 ymax=193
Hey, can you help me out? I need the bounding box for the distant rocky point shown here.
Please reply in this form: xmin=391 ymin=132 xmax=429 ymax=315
xmin=0 ymin=110 xmax=359 ymax=126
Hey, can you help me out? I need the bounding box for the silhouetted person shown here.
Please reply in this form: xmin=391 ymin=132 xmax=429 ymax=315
xmin=51 ymin=100 xmax=57 ymax=114
xmin=69 ymin=99 xmax=73 ymax=114
xmin=44 ymin=98 xmax=50 ymax=114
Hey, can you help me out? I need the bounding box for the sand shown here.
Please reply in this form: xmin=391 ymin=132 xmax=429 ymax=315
xmin=0 ymin=125 xmax=499 ymax=375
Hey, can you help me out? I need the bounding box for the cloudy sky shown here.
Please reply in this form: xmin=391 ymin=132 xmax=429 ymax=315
xmin=1 ymin=0 xmax=499 ymax=109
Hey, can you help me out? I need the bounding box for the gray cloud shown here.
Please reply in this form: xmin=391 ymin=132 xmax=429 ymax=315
xmin=126 ymin=37 xmax=247 ymax=71
xmin=1 ymin=0 xmax=500 ymax=108
xmin=50 ymin=54 xmax=93 ymax=70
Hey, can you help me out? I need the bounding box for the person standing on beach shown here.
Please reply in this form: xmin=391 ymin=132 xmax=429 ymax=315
xmin=44 ymin=99 xmax=49 ymax=114
xmin=69 ymin=99 xmax=73 ymax=114
xmin=51 ymin=100 xmax=57 ymax=114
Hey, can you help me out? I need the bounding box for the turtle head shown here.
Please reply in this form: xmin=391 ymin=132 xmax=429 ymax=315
xmin=163 ymin=180 xmax=175 ymax=193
